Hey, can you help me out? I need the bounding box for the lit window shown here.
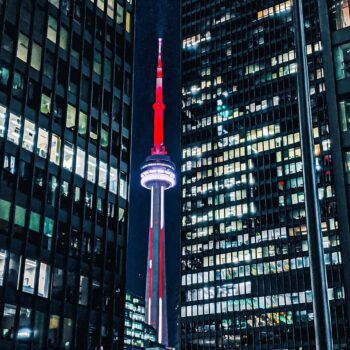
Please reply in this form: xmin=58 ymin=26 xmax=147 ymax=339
xmin=126 ymin=11 xmax=131 ymax=33
xmin=339 ymin=98 xmax=350 ymax=131
xmin=63 ymin=142 xmax=74 ymax=171
xmin=7 ymin=113 xmax=21 ymax=145
xmin=79 ymin=276 xmax=88 ymax=305
xmin=23 ymin=119 xmax=36 ymax=152
xmin=120 ymin=172 xmax=128 ymax=199
xmin=29 ymin=212 xmax=41 ymax=232
xmin=22 ymin=259 xmax=37 ymax=294
xmin=14 ymin=205 xmax=26 ymax=227
xmin=334 ymin=42 xmax=350 ymax=80
xmin=43 ymin=217 xmax=54 ymax=250
xmin=37 ymin=128 xmax=49 ymax=159
xmin=17 ymin=33 xmax=29 ymax=62
xmin=50 ymin=134 xmax=61 ymax=165
xmin=38 ymin=262 xmax=50 ymax=298
xmin=107 ymin=0 xmax=114 ymax=18
xmin=0 ymin=250 xmax=5 ymax=286
xmin=333 ymin=0 xmax=350 ymax=30
xmin=76 ymin=148 xmax=85 ymax=178
xmin=47 ymin=16 xmax=58 ymax=43
xmin=66 ymin=104 xmax=76 ymax=129
xmin=100 ymin=125 xmax=109 ymax=148
xmin=31 ymin=42 xmax=42 ymax=71
xmin=0 ymin=104 xmax=7 ymax=137
xmin=59 ymin=26 xmax=69 ymax=51
xmin=40 ymin=94 xmax=51 ymax=115
xmin=48 ymin=315 xmax=60 ymax=346
xmin=109 ymin=166 xmax=118 ymax=194
xmin=345 ymin=152 xmax=350 ymax=185
xmin=99 ymin=160 xmax=107 ymax=188
xmin=78 ymin=111 xmax=88 ymax=135
xmin=116 ymin=4 xmax=124 ymax=24
xmin=87 ymin=155 xmax=96 ymax=183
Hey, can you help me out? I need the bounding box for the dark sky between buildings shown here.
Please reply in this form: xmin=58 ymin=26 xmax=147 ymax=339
xmin=126 ymin=0 xmax=181 ymax=346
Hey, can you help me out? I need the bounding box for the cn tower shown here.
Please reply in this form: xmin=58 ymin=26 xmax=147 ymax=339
xmin=140 ymin=39 xmax=176 ymax=346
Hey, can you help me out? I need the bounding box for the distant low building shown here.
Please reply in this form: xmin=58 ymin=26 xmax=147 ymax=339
xmin=124 ymin=292 xmax=158 ymax=349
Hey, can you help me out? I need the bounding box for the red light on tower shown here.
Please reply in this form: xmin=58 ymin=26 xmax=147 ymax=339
xmin=152 ymin=38 xmax=167 ymax=155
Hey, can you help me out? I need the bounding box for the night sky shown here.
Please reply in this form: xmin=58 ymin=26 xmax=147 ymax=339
xmin=126 ymin=0 xmax=181 ymax=347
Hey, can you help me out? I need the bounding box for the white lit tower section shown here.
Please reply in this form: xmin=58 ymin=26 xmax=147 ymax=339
xmin=140 ymin=38 xmax=176 ymax=346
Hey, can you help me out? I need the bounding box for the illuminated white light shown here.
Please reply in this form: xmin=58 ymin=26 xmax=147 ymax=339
xmin=149 ymin=259 xmax=152 ymax=269
xmin=17 ymin=328 xmax=31 ymax=339
xmin=158 ymin=298 xmax=163 ymax=343
xmin=161 ymin=186 xmax=164 ymax=229
xmin=148 ymin=298 xmax=151 ymax=324
xmin=150 ymin=186 xmax=154 ymax=228
xmin=141 ymin=169 xmax=176 ymax=189
xmin=190 ymin=85 xmax=200 ymax=94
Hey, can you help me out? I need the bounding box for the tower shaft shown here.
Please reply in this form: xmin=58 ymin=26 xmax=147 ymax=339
xmin=145 ymin=183 xmax=168 ymax=345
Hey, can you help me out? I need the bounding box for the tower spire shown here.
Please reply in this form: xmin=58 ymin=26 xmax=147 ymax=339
xmin=152 ymin=38 xmax=167 ymax=155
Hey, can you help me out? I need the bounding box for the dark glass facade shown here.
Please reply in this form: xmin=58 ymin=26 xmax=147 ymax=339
xmin=180 ymin=0 xmax=350 ymax=349
xmin=0 ymin=0 xmax=133 ymax=349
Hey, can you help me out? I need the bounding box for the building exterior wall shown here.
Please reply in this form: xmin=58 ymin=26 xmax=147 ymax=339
xmin=124 ymin=292 xmax=157 ymax=349
xmin=180 ymin=0 xmax=350 ymax=348
xmin=0 ymin=0 xmax=134 ymax=348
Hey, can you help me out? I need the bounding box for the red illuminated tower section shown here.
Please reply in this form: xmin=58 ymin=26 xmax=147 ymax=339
xmin=140 ymin=39 xmax=176 ymax=346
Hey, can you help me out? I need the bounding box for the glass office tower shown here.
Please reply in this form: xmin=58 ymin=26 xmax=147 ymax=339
xmin=180 ymin=0 xmax=350 ymax=348
xmin=124 ymin=291 xmax=157 ymax=349
xmin=0 ymin=0 xmax=133 ymax=349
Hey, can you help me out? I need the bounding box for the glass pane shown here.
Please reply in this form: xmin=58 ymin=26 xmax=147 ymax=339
xmin=40 ymin=94 xmax=51 ymax=115
xmin=29 ymin=212 xmax=40 ymax=232
xmin=18 ymin=308 xmax=32 ymax=342
xmin=50 ymin=134 xmax=61 ymax=165
xmin=33 ymin=311 xmax=45 ymax=346
xmin=63 ymin=142 xmax=74 ymax=171
xmin=31 ymin=42 xmax=42 ymax=71
xmin=1 ymin=304 xmax=16 ymax=340
xmin=62 ymin=318 xmax=73 ymax=349
xmin=22 ymin=259 xmax=37 ymax=294
xmin=14 ymin=205 xmax=26 ymax=227
xmin=0 ymin=199 xmax=11 ymax=221
xmin=109 ymin=166 xmax=118 ymax=194
xmin=76 ymin=148 xmax=85 ymax=177
xmin=79 ymin=276 xmax=88 ymax=305
xmin=0 ymin=104 xmax=6 ymax=137
xmin=78 ymin=111 xmax=87 ymax=135
xmin=37 ymin=128 xmax=49 ymax=158
xmin=99 ymin=161 xmax=107 ymax=188
xmin=0 ymin=250 xmax=6 ymax=286
xmin=48 ymin=315 xmax=60 ymax=346
xmin=23 ymin=119 xmax=36 ymax=152
xmin=38 ymin=262 xmax=51 ymax=298
xmin=66 ymin=104 xmax=76 ymax=129
xmin=17 ymin=33 xmax=29 ymax=62
xmin=87 ymin=155 xmax=96 ymax=183
xmin=7 ymin=113 xmax=21 ymax=145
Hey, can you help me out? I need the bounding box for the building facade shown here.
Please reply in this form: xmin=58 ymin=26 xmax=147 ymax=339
xmin=0 ymin=0 xmax=134 ymax=349
xmin=180 ymin=0 xmax=350 ymax=349
xmin=124 ymin=291 xmax=157 ymax=349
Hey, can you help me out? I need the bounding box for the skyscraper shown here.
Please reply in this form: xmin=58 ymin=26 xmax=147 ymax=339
xmin=180 ymin=0 xmax=350 ymax=348
xmin=140 ymin=39 xmax=176 ymax=346
xmin=0 ymin=0 xmax=133 ymax=348
xmin=124 ymin=291 xmax=158 ymax=349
